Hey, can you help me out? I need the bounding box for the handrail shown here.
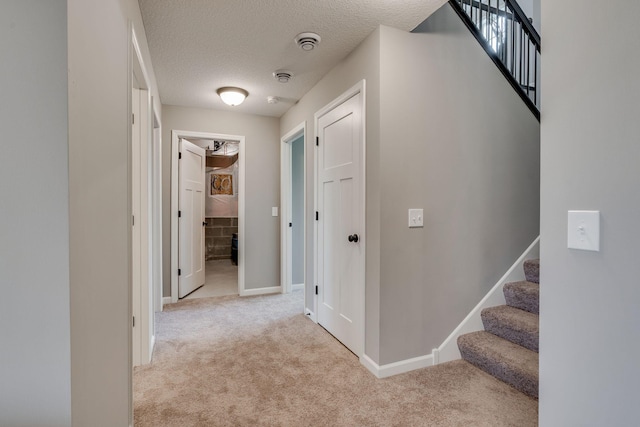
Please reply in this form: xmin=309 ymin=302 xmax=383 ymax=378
xmin=504 ymin=0 xmax=540 ymax=47
xmin=449 ymin=0 xmax=540 ymax=121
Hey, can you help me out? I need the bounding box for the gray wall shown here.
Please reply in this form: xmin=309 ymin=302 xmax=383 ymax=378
xmin=0 ymin=2 xmax=71 ymax=425
xmin=68 ymin=0 xmax=160 ymax=424
xmin=162 ymin=105 xmax=281 ymax=294
xmin=540 ymin=0 xmax=640 ymax=425
xmin=2 ymin=0 xmax=160 ymax=425
xmin=291 ymin=135 xmax=305 ymax=284
xmin=378 ymin=5 xmax=539 ymax=364
xmin=280 ymin=28 xmax=382 ymax=361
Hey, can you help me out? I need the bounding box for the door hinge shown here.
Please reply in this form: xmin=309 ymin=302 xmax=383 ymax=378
xmin=315 ymin=285 xmax=318 ymax=295
xmin=316 ymin=136 xmax=319 ymax=146
xmin=178 ymin=210 xmax=182 ymax=218
xmin=179 ymin=152 xmax=182 ymax=159
xmin=178 ymin=269 xmax=181 ymax=276
xmin=132 ymin=316 xmax=135 ymax=327
xmin=289 ymin=222 xmax=292 ymax=227
xmin=132 ymin=215 xmax=135 ymax=226
xmin=315 ymin=211 xmax=319 ymax=221
xmin=132 ymin=114 xmax=135 ymax=125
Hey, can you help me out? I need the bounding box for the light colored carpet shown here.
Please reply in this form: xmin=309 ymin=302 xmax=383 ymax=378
xmin=134 ymin=291 xmax=538 ymax=426
xmin=184 ymin=259 xmax=238 ymax=300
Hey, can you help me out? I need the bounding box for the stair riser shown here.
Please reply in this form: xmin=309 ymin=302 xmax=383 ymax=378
xmin=481 ymin=317 xmax=539 ymax=353
xmin=524 ymin=260 xmax=539 ymax=284
xmin=459 ymin=345 xmax=538 ymax=399
xmin=504 ymin=286 xmax=539 ymax=314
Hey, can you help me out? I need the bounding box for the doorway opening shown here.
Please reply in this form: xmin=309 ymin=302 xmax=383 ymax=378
xmin=281 ymin=122 xmax=307 ymax=307
xmin=170 ymin=130 xmax=246 ymax=303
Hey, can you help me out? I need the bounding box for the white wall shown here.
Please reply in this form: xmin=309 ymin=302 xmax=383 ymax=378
xmin=162 ymin=105 xmax=281 ymax=293
xmin=0 ymin=2 xmax=71 ymax=425
xmin=280 ymin=28 xmax=382 ymax=360
xmin=378 ymin=8 xmax=539 ymax=364
xmin=540 ymin=0 xmax=640 ymax=425
xmin=68 ymin=0 xmax=160 ymax=424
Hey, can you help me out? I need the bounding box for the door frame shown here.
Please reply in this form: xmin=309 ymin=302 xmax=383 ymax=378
xmin=170 ymin=130 xmax=246 ymax=303
xmin=280 ymin=122 xmax=307 ymax=296
xmin=130 ymin=27 xmax=155 ymax=367
xmin=313 ymin=80 xmax=366 ymax=354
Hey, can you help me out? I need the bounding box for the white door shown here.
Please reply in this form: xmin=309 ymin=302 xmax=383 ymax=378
xmin=317 ymin=91 xmax=364 ymax=356
xmin=132 ymin=87 xmax=141 ymax=365
xmin=179 ymin=139 xmax=206 ymax=298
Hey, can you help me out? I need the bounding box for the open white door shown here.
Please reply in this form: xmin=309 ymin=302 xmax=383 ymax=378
xmin=316 ymin=87 xmax=365 ymax=356
xmin=178 ymin=139 xmax=206 ymax=298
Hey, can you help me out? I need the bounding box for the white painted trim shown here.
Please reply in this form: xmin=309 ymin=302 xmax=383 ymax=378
xmin=240 ymin=286 xmax=282 ymax=297
xmin=162 ymin=297 xmax=172 ymax=306
xmin=280 ymin=122 xmax=306 ymax=301
xmin=361 ymin=353 xmax=434 ymax=379
xmin=171 ymin=130 xmax=245 ymax=303
xmin=291 ymin=283 xmax=304 ymax=291
xmin=313 ymin=80 xmax=366 ymax=356
xmin=304 ymin=308 xmax=317 ymax=323
xmin=435 ymin=236 xmax=540 ymax=364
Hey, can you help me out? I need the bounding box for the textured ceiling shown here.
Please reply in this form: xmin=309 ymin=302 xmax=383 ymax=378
xmin=139 ymin=0 xmax=447 ymax=117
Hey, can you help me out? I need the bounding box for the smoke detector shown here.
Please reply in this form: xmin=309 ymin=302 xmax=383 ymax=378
xmin=273 ymin=70 xmax=293 ymax=83
xmin=295 ymin=32 xmax=321 ymax=51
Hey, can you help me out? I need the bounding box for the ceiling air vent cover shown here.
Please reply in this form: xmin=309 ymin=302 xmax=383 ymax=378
xmin=273 ymin=70 xmax=293 ymax=83
xmin=295 ymin=32 xmax=321 ymax=51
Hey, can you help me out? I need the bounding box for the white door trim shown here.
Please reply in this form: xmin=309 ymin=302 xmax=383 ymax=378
xmin=131 ymin=26 xmax=154 ymax=367
xmin=171 ymin=130 xmax=245 ymax=303
xmin=313 ymin=79 xmax=367 ymax=355
xmin=280 ymin=122 xmax=306 ymax=298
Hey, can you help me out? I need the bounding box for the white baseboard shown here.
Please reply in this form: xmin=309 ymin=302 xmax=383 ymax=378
xmin=292 ymin=283 xmax=304 ymax=291
xmin=304 ymin=308 xmax=317 ymax=323
xmin=435 ymin=236 xmax=540 ymax=364
xmin=162 ymin=297 xmax=172 ymax=307
xmin=240 ymin=286 xmax=282 ymax=297
xmin=361 ymin=353 xmax=434 ymax=379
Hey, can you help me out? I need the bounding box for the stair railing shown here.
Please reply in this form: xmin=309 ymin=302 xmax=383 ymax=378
xmin=449 ymin=0 xmax=540 ymax=120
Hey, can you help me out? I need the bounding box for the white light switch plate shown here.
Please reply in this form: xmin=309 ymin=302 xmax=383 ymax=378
xmin=408 ymin=209 xmax=424 ymax=228
xmin=568 ymin=210 xmax=600 ymax=251
xmin=272 ymin=207 xmax=278 ymax=217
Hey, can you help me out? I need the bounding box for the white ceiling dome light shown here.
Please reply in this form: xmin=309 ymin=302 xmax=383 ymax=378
xmin=295 ymin=32 xmax=321 ymax=51
xmin=216 ymin=87 xmax=248 ymax=106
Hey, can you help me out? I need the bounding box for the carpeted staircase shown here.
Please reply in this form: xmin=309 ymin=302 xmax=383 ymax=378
xmin=457 ymin=259 xmax=540 ymax=399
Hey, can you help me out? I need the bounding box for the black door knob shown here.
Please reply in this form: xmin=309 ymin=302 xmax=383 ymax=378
xmin=348 ymin=234 xmax=359 ymax=243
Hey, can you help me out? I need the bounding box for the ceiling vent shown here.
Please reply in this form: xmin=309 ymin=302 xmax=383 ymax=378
xmin=273 ymin=70 xmax=293 ymax=83
xmin=295 ymin=32 xmax=321 ymax=51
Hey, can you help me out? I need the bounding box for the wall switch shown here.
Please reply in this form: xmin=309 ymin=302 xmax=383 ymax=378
xmin=408 ymin=209 xmax=424 ymax=228
xmin=272 ymin=207 xmax=278 ymax=217
xmin=568 ymin=210 xmax=600 ymax=251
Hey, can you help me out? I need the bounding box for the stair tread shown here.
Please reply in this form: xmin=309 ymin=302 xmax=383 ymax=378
xmin=481 ymin=305 xmax=539 ymax=352
xmin=504 ymin=280 xmax=539 ymax=314
xmin=458 ymin=331 xmax=538 ymax=398
xmin=523 ymin=259 xmax=539 ymax=284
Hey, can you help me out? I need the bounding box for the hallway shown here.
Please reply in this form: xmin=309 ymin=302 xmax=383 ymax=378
xmin=133 ymin=291 xmax=537 ymax=426
xmin=184 ymin=259 xmax=238 ymax=300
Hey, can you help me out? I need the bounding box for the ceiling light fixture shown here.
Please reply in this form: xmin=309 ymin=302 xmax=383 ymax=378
xmin=216 ymin=87 xmax=248 ymax=106
xmin=295 ymin=32 xmax=321 ymax=51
